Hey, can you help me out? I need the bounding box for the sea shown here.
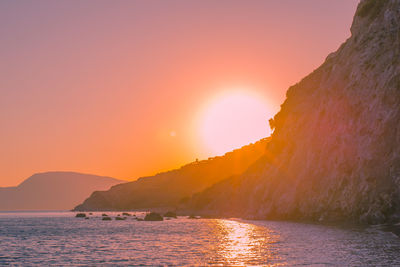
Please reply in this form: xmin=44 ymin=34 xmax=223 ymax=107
xmin=0 ymin=211 xmax=399 ymax=266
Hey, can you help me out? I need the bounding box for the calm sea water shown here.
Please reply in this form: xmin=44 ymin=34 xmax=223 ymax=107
xmin=0 ymin=212 xmax=399 ymax=266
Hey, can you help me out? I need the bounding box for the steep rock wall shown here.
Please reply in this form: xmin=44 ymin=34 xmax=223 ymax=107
xmin=188 ymin=0 xmax=400 ymax=224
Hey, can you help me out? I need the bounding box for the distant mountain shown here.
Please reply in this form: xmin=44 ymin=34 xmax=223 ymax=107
xmin=74 ymin=138 xmax=269 ymax=211
xmin=0 ymin=172 xmax=123 ymax=211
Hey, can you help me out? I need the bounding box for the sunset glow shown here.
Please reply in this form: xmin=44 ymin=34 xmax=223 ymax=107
xmin=199 ymin=90 xmax=273 ymax=155
xmin=2 ymin=0 xmax=393 ymax=265
xmin=0 ymin=0 xmax=359 ymax=186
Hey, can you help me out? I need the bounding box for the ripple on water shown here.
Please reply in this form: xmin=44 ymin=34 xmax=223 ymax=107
xmin=0 ymin=212 xmax=399 ymax=266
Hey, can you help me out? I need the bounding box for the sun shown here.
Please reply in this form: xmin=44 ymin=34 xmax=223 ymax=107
xmin=199 ymin=89 xmax=273 ymax=156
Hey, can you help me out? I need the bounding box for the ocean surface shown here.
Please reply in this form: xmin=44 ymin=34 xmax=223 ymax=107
xmin=0 ymin=212 xmax=399 ymax=266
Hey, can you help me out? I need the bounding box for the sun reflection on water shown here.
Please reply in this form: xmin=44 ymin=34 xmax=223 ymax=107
xmin=2 ymin=215 xmax=400 ymax=265
xmin=212 ymin=219 xmax=283 ymax=266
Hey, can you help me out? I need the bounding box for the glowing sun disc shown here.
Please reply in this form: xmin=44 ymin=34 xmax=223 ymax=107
xmin=199 ymin=90 xmax=273 ymax=156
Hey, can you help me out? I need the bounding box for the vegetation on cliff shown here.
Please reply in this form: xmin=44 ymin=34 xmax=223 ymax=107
xmin=186 ymin=0 xmax=400 ymax=224
xmin=77 ymin=0 xmax=400 ymax=225
xmin=74 ymin=138 xmax=268 ymax=211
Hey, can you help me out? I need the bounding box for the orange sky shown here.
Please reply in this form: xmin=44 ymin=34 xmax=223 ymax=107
xmin=0 ymin=0 xmax=359 ymax=187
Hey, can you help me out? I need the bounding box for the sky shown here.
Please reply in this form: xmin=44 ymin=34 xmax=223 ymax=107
xmin=0 ymin=0 xmax=359 ymax=187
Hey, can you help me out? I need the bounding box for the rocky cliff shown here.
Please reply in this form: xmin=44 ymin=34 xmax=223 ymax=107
xmin=74 ymin=138 xmax=268 ymax=211
xmin=186 ymin=0 xmax=400 ymax=224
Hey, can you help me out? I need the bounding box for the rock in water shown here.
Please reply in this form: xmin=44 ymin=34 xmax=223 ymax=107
xmin=102 ymin=216 xmax=112 ymax=221
xmin=164 ymin=211 xmax=177 ymax=218
xmin=144 ymin=212 xmax=163 ymax=221
xmin=187 ymin=0 xmax=400 ymax=225
xmin=75 ymin=213 xmax=86 ymax=218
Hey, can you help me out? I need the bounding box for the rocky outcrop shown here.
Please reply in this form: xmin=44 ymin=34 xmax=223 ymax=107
xmin=74 ymin=138 xmax=268 ymax=211
xmin=186 ymin=0 xmax=400 ymax=224
xmin=144 ymin=212 xmax=163 ymax=221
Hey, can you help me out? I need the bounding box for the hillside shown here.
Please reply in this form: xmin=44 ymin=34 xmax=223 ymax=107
xmin=186 ymin=0 xmax=400 ymax=224
xmin=0 ymin=172 xmax=123 ymax=211
xmin=74 ymin=138 xmax=269 ymax=211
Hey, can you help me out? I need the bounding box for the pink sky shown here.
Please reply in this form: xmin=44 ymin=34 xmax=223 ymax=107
xmin=0 ymin=0 xmax=359 ymax=187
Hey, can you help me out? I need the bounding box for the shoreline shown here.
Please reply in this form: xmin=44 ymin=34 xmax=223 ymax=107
xmin=2 ymin=209 xmax=399 ymax=238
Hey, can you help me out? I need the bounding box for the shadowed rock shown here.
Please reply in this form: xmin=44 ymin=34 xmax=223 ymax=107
xmin=144 ymin=212 xmax=163 ymax=221
xmin=74 ymin=139 xmax=269 ymax=211
xmin=185 ymin=0 xmax=400 ymax=225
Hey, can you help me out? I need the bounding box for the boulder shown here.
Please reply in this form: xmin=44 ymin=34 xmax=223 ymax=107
xmin=144 ymin=212 xmax=163 ymax=221
xmin=75 ymin=213 xmax=86 ymax=218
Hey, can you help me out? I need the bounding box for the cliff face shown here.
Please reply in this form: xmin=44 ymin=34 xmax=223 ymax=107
xmin=74 ymin=138 xmax=268 ymax=211
xmin=188 ymin=0 xmax=400 ymax=224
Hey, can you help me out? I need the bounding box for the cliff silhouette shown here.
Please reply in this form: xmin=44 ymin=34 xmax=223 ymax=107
xmin=74 ymin=138 xmax=268 ymax=211
xmin=75 ymin=0 xmax=400 ymax=225
xmin=186 ymin=0 xmax=400 ymax=224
